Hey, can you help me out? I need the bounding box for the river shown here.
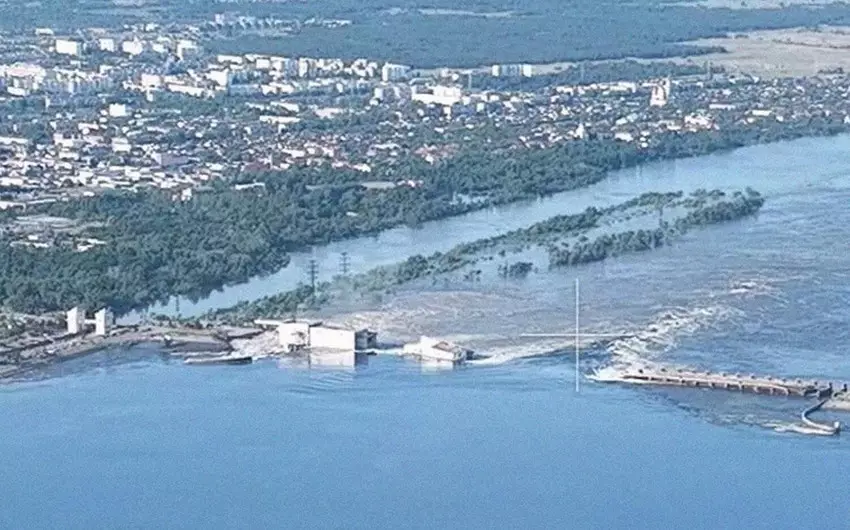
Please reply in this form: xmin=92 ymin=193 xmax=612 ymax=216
xmin=131 ymin=133 xmax=850 ymax=320
xmin=4 ymin=134 xmax=850 ymax=528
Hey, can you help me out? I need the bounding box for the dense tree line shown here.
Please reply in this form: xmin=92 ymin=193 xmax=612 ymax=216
xmin=548 ymin=189 xmax=764 ymax=267
xmin=498 ymin=261 xmax=534 ymax=279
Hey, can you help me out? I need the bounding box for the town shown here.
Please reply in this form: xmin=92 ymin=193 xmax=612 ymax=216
xmin=1 ymin=15 xmax=850 ymax=233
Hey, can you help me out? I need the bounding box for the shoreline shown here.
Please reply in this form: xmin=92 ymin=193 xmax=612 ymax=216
xmin=0 ymin=325 xmax=244 ymax=381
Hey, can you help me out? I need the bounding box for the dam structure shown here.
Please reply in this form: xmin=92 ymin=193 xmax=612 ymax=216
xmin=593 ymin=366 xmax=846 ymax=435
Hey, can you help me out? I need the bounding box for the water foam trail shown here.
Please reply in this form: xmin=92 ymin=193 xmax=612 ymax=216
xmin=595 ymin=277 xmax=788 ymax=375
xmin=320 ymin=277 xmax=783 ymax=371
xmin=468 ymin=337 xmax=604 ymax=366
xmin=765 ymin=422 xmax=837 ymax=436
xmin=604 ymin=304 xmax=743 ymax=368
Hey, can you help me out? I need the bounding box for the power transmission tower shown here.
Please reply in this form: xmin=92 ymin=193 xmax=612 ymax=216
xmin=339 ymin=252 xmax=350 ymax=276
xmin=307 ymin=259 xmax=319 ymax=304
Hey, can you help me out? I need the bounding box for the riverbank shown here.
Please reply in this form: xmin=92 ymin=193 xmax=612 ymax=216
xmin=0 ymin=325 xmax=256 ymax=381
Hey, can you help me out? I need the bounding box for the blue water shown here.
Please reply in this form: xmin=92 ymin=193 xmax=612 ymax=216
xmin=6 ymin=134 xmax=850 ymax=528
xmin=1 ymin=355 xmax=848 ymax=529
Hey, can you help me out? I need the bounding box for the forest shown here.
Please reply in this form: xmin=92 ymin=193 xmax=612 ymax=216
xmin=205 ymin=0 xmax=850 ymax=68
xmin=7 ymin=0 xmax=850 ymax=68
xmin=548 ymin=189 xmax=764 ymax=267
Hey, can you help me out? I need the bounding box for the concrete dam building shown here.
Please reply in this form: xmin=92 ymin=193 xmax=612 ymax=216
xmin=66 ymin=307 xmax=113 ymax=336
xmin=255 ymin=319 xmax=377 ymax=352
xmin=403 ymin=336 xmax=473 ymax=364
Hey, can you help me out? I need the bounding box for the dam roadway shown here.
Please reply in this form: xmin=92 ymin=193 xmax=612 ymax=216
xmin=610 ymin=367 xmax=842 ymax=396
xmin=595 ymin=366 xmax=846 ymax=435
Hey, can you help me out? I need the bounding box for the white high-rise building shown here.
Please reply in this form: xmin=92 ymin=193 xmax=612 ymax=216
xmin=297 ymin=58 xmax=315 ymax=78
xmin=381 ymin=63 xmax=411 ymax=82
xmin=94 ymin=308 xmax=113 ymax=336
xmin=491 ymin=64 xmax=522 ymax=77
xmin=649 ymin=78 xmax=671 ymax=107
xmin=66 ymin=307 xmax=84 ymax=334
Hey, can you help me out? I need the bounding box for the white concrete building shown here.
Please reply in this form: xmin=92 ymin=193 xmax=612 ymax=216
xmin=217 ymin=54 xmax=244 ymax=65
xmin=66 ymin=306 xmax=84 ymax=334
xmin=297 ymin=58 xmax=315 ymax=78
xmin=93 ymin=308 xmax=113 ymax=336
xmin=207 ymin=69 xmax=231 ymax=88
xmin=55 ymin=39 xmax=82 ymax=57
xmin=403 ymin=336 xmax=472 ymax=364
xmin=65 ymin=306 xmax=113 ymax=335
xmin=122 ymin=40 xmax=145 ymax=56
xmin=491 ymin=64 xmax=532 ymax=78
xmin=257 ymin=320 xmax=377 ymax=352
xmin=411 ymin=85 xmax=463 ymax=107
xmin=176 ymin=40 xmax=199 ymax=61
xmin=111 ymin=137 xmax=132 ymax=153
xmin=108 ymin=103 xmax=128 ymax=118
xmin=310 ymin=324 xmax=358 ymax=351
xmin=99 ymin=38 xmax=116 ymax=53
xmin=381 ymin=63 xmax=410 ymax=82
xmin=649 ymin=78 xmax=671 ymax=107
xmin=140 ymin=73 xmax=162 ymax=89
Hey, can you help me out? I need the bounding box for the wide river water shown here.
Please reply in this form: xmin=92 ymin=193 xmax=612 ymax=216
xmin=5 ymin=135 xmax=850 ymax=528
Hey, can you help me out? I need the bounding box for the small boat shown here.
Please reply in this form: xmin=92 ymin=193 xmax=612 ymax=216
xmin=184 ymin=355 xmax=253 ymax=366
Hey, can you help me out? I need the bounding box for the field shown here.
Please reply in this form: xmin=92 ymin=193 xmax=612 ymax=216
xmin=682 ymin=26 xmax=850 ymax=77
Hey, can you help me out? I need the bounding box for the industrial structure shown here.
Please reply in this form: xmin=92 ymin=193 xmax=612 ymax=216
xmin=402 ymin=336 xmax=473 ymax=364
xmin=65 ymin=306 xmax=113 ymax=336
xmin=255 ymin=319 xmax=377 ymax=353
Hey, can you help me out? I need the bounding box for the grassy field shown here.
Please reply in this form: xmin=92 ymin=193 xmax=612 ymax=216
xmin=681 ymin=26 xmax=850 ymax=77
